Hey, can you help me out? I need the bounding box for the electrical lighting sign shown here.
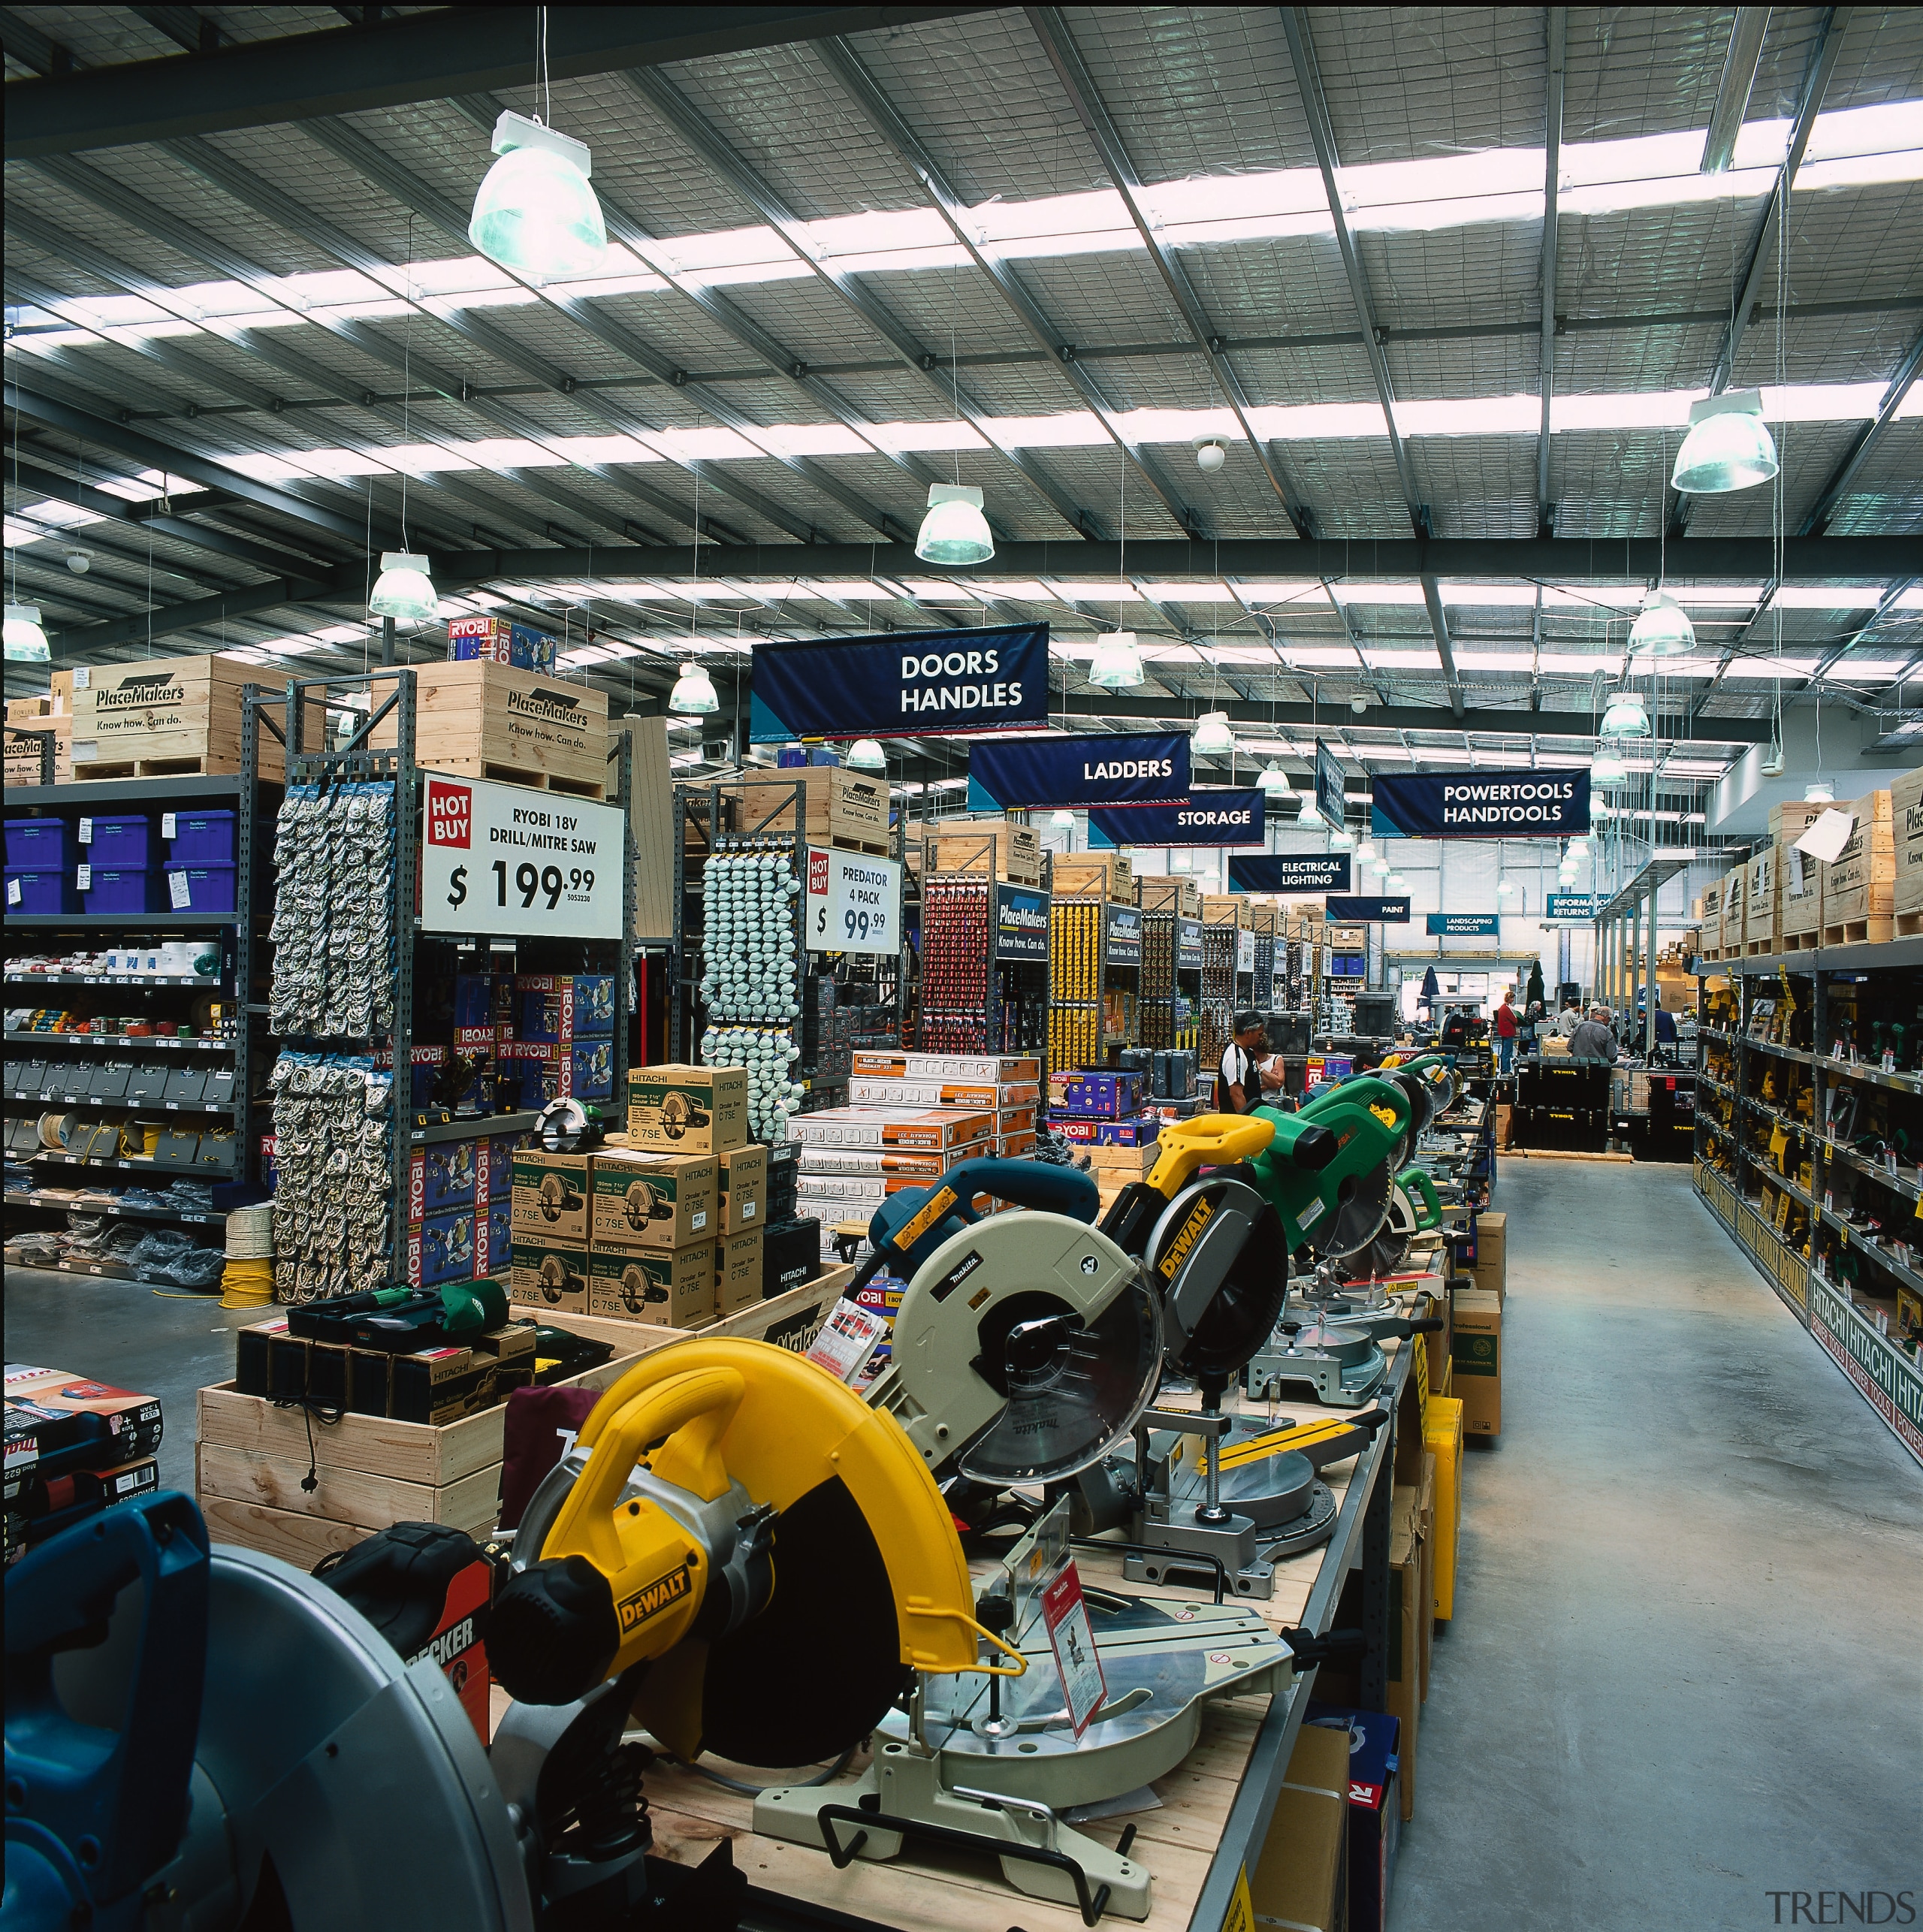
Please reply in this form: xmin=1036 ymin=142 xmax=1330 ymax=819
xmin=994 ymin=883 xmax=1050 ymax=961
xmin=1087 ymin=788 xmax=1265 ymax=848
xmin=967 ymin=730 xmax=1190 ymax=813
xmin=420 ymin=772 xmax=625 ymax=940
xmin=1228 ymin=854 xmax=1352 ymax=895
xmin=748 ymin=623 xmax=1049 ymax=742
xmin=1371 ymin=770 xmax=1590 ymax=838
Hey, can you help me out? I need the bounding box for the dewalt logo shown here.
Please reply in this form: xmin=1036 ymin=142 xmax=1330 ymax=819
xmin=618 ymin=1564 xmax=693 ymax=1633
xmin=1158 ymin=1195 xmax=1215 ymax=1279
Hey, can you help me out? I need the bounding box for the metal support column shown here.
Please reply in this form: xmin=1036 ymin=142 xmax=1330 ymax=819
xmin=1357 ymin=1431 xmax=1394 ymax=1710
xmin=611 ymin=732 xmax=635 ymax=1102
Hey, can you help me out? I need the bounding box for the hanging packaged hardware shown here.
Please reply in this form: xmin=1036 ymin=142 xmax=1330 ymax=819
xmin=269 ymin=777 xmax=397 ymax=1040
xmin=267 ymin=1049 xmax=395 ymax=1303
xmin=696 ymin=838 xmax=805 ymax=1145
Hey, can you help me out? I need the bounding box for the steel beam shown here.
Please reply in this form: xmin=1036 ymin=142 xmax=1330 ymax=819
xmin=1701 ymin=9 xmax=1771 ymax=173
xmin=1798 ymin=326 xmax=1923 ymax=536
xmin=1537 ymin=9 xmax=1565 ymax=536
xmin=2 ymin=7 xmax=992 ymax=158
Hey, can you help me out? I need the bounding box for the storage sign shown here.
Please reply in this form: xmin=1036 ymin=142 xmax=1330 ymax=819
xmin=1088 ymin=788 xmax=1265 ymax=848
xmin=806 ymin=847 xmax=901 ymax=955
xmin=1371 ymin=770 xmax=1590 ymax=838
xmin=967 ymin=731 xmax=1190 ymax=813
xmin=750 ymin=623 xmax=1049 ymax=743
xmin=995 ymin=883 xmax=1049 ymax=961
xmin=1228 ymin=854 xmax=1352 ymax=895
xmin=421 ymin=771 xmax=624 ymax=940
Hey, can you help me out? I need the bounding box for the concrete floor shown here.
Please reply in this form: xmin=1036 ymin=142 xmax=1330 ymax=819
xmin=1388 ymin=1158 xmax=1923 ymax=1932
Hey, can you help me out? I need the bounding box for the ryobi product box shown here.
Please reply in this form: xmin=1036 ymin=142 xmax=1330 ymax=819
xmin=718 ymin=1143 xmax=766 ymax=1233
xmin=588 ymin=1149 xmax=717 ymax=1251
xmin=1055 ymin=1115 xmax=1158 ymax=1146
xmin=506 ymin=1038 xmax=614 ymax=1106
xmin=446 ymin=614 xmax=560 ymax=673
xmin=517 ymin=974 xmax=616 ymax=1041
xmin=404 ymin=1208 xmax=478 ymax=1289
xmin=510 ymin=1149 xmax=593 ymax=1243
xmin=587 ymin=1243 xmax=715 ymax=1328
xmin=510 ymin=1239 xmax=590 ymax=1315
xmin=626 ymin=1063 xmax=749 ymax=1154
xmin=1056 ymin=1069 xmax=1146 ymax=1118
xmin=717 ymin=1228 xmax=765 ymax=1315
xmin=1450 ymin=1289 xmax=1502 ymax=1437
xmin=408 ymin=1140 xmax=479 ymax=1218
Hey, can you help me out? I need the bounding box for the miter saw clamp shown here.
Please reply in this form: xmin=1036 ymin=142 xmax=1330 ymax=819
xmin=1243 ymin=1306 xmax=1443 ymax=1409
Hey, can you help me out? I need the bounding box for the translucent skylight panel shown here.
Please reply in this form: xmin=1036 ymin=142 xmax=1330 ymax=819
xmin=864 ymin=420 xmax=986 ymax=453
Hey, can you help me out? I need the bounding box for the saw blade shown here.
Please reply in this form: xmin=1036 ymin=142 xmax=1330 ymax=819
xmin=1148 ymin=1177 xmax=1290 ymax=1382
xmin=956 ymin=1272 xmax=1164 ymax=1487
xmin=1311 ymin=1158 xmax=1394 ymax=1258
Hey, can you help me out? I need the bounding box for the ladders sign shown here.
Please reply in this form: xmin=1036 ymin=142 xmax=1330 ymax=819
xmin=1040 ymin=1556 xmax=1107 ymax=1738
xmin=420 ymin=771 xmax=625 ymax=940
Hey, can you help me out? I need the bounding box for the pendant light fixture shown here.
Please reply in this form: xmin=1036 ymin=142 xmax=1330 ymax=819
xmin=1627 ymin=591 xmax=1695 ymax=660
xmin=1192 ymin=710 xmax=1233 ymax=756
xmin=1568 ymin=836 xmax=1590 ymax=859
xmin=367 ymin=552 xmax=438 ymax=623
xmin=1330 ymin=822 xmax=1354 ymax=847
xmin=669 ymin=661 xmax=719 ymax=715
xmin=915 ymin=484 xmax=994 ymax=566
xmin=1591 ymin=747 xmax=1629 ymax=786
xmin=469 ymin=111 xmax=608 ymax=284
xmin=1088 ymin=631 xmax=1144 ymax=689
xmin=1599 ymin=690 xmax=1650 ymax=739
xmin=4 ymin=604 xmax=50 ymax=662
xmin=1297 ymin=795 xmax=1322 ymax=829
xmin=1671 ymin=390 xmax=1779 ymax=494
xmin=1370 ymin=856 xmax=1390 ymax=877
xmin=1387 ymin=872 xmax=1406 ymax=889
xmin=1051 ymin=807 xmax=1076 ymax=837
xmin=1357 ymin=836 xmax=1377 ymax=866
xmin=1257 ymin=762 xmax=1294 ymax=799
xmin=846 ymin=738 xmax=886 ymax=773
xmin=1803 ymin=779 xmax=1835 ymax=804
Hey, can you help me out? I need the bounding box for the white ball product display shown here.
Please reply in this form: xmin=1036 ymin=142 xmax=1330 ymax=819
xmin=698 ymin=844 xmax=804 ymax=1136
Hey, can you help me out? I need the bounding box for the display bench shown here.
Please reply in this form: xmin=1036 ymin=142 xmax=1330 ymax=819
xmin=1692 ymin=935 xmax=1923 ymax=1466
xmin=615 ymin=1339 xmax=1414 ymax=1932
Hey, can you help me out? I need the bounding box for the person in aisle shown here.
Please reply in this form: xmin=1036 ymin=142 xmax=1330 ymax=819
xmin=1221 ymin=1012 xmax=1285 ymax=1113
xmin=1440 ymin=1004 xmax=1478 ymax=1050
xmin=1494 ymin=989 xmax=1520 ymax=1074
xmin=1553 ymin=998 xmax=1584 ymax=1040
xmin=1567 ymin=1004 xmax=1623 ymax=1062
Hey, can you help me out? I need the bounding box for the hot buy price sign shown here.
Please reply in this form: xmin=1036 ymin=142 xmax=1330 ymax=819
xmin=421 ymin=772 xmax=625 ymax=939
xmin=805 ymin=847 xmax=902 ymax=955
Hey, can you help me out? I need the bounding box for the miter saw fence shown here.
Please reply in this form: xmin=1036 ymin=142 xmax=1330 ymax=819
xmin=1244 ymin=1304 xmax=1443 ymax=1408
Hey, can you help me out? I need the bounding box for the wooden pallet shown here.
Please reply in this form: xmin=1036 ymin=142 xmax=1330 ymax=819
xmin=72 ymin=753 xmax=234 ymax=782
xmin=1781 ymin=928 xmax=1822 ymax=954
xmin=829 ymin=832 xmax=892 ymax=856
xmin=1822 ymin=916 xmax=1894 ymax=948
xmin=1896 ymin=908 xmax=1923 ymax=938
xmin=428 ymin=756 xmax=609 ymax=801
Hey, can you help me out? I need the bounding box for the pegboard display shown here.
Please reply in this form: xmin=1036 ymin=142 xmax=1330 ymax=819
xmin=1141 ymin=912 xmax=1175 ymax=1048
xmin=1048 ymin=898 xmax=1102 ymax=1073
xmin=1198 ymin=924 xmax=1237 ymax=1079
xmin=920 ymin=874 xmax=992 ymax=1052
xmin=696 ymin=839 xmax=803 ymax=1144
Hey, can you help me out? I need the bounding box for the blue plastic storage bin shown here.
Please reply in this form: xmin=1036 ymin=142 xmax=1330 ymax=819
xmin=5 ymin=866 xmax=75 ymax=913
xmin=82 ymin=868 xmax=164 ymax=914
xmin=4 ymin=819 xmax=68 ymax=868
xmin=165 ymin=811 xmax=237 ymax=865
xmin=83 ymin=815 xmax=157 ymax=868
xmin=161 ymin=863 xmax=237 ymax=913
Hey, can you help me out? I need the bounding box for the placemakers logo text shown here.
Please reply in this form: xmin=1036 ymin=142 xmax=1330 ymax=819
xmin=507 ymin=686 xmax=587 ymax=722
xmin=94 ymin=672 xmax=184 ymax=708
xmin=900 ymin=647 xmax=1024 ymax=715
xmin=1438 ymin=780 xmax=1579 ymax=828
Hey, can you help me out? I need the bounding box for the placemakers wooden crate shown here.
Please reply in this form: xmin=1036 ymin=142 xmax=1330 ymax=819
xmin=1201 ymin=892 xmax=1252 ymax=927
xmin=372 ymin=661 xmax=610 ymax=799
xmin=5 ymin=711 xmax=71 ymax=784
xmin=1707 ymin=866 xmax=1746 ymax=960
xmin=1893 ymin=766 xmax=1923 ymax=935
xmin=1050 ymin=851 xmax=1134 ymax=901
xmin=1780 ymin=839 xmax=1823 ymax=948
xmin=612 ymin=714 xmax=675 ymax=940
xmin=1743 ymin=844 xmax=1783 ymax=955
xmin=53 ymin=654 xmax=310 ymax=783
xmin=1248 ymin=902 xmax=1279 ymax=937
xmin=1820 ymin=789 xmax=1895 ymax=946
xmin=194 ymin=1269 xmax=855 ymax=1568
xmin=922 ymin=820 xmax=1043 ymax=886
xmin=1139 ymin=875 xmax=1202 ymax=917
xmin=726 ymin=765 xmax=889 ymax=853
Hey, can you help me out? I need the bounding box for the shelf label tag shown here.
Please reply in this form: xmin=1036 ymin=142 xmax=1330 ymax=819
xmin=162 ymin=813 xmax=177 ymax=840
xmin=76 ymin=865 xmax=92 ymax=892
xmin=802 ymin=1297 xmax=887 ymax=1384
xmin=72 ymin=666 xmax=89 ymax=690
xmin=168 ymin=869 xmax=192 ymax=910
xmin=1040 ymin=1556 xmax=1106 ymax=1739
xmin=5 ymin=878 xmax=19 ymax=906
xmin=77 ymin=817 xmax=92 ymax=845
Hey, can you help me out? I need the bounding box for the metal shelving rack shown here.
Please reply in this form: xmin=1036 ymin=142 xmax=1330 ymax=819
xmin=1692 ymin=937 xmax=1923 ymax=1466
xmin=3 ymin=699 xmax=282 ymax=1236
xmin=913 ymin=832 xmax=1049 ymax=1055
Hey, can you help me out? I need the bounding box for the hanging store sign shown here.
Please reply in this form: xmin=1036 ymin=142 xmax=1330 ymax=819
xmin=1426 ymin=913 xmax=1501 ymax=937
xmin=1104 ymin=904 xmax=1143 ymax=965
xmin=1315 ymin=742 xmax=1347 ymax=829
xmin=1177 ymin=918 xmax=1204 ymax=969
xmin=1325 ymin=895 xmax=1411 ymax=924
xmin=1546 ymin=892 xmax=1604 ymax=919
xmin=1087 ymin=788 xmax=1264 ymax=849
xmin=420 ymin=772 xmax=625 ymax=940
xmin=749 ymin=623 xmax=1049 ymax=743
xmin=1228 ymin=854 xmax=1352 ymax=895
xmin=967 ymin=732 xmax=1190 ymax=814
xmin=805 ymin=847 xmax=901 ymax=955
xmin=994 ymin=882 xmax=1050 ymax=961
xmin=1370 ymin=770 xmax=1590 ymax=838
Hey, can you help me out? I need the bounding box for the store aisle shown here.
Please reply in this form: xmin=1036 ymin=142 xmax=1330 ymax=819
xmin=1389 ymin=1160 xmax=1922 ymax=1932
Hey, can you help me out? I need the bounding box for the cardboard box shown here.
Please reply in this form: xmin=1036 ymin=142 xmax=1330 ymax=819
xmin=516 ymin=973 xmax=617 ymax=1041
xmin=4 ymin=1366 xmax=165 ymax=1483
xmin=1423 ymin=1396 xmax=1464 ymax=1620
xmin=1472 ymin=1211 xmax=1506 ymax=1303
xmin=588 ymin=1149 xmax=717 ymax=1250
xmin=1305 ymin=1710 xmax=1401 ymax=1932
xmin=718 ymin=1228 xmax=765 ymax=1315
xmin=847 ymin=1077 xmax=1040 ymax=1109
xmin=1248 ymin=1719 xmax=1348 ymax=1932
xmin=587 ymin=1243 xmax=715 ymax=1328
xmin=784 ymin=1105 xmax=993 ymax=1150
xmin=626 ymin=1064 xmax=748 ymax=1154
xmin=1451 ymin=1288 xmax=1502 ymax=1437
xmin=1892 ymin=765 xmax=1923 ymax=916
xmin=509 ymin=1239 xmax=590 ymax=1315
xmin=719 ymin=1143 xmax=766 ymax=1233
xmin=1417 ymin=1451 xmax=1437 ymax=1703
xmin=510 ymin=1149 xmax=593 ymax=1244
xmin=847 ymin=1052 xmax=1040 ymax=1083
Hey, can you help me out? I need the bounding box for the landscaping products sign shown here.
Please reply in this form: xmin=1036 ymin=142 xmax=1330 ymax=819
xmin=1325 ymin=895 xmax=1411 ymax=923
xmin=1315 ymin=742 xmax=1347 ymax=828
xmin=968 ymin=732 xmax=1189 ymax=813
xmin=1088 ymin=788 xmax=1264 ymax=848
xmin=749 ymin=623 xmax=1049 ymax=743
xmin=1426 ymin=913 xmax=1500 ymax=937
xmin=1371 ymin=770 xmax=1590 ymax=838
xmin=421 ymin=772 xmax=624 ymax=940
xmin=1229 ymin=854 xmax=1352 ymax=895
